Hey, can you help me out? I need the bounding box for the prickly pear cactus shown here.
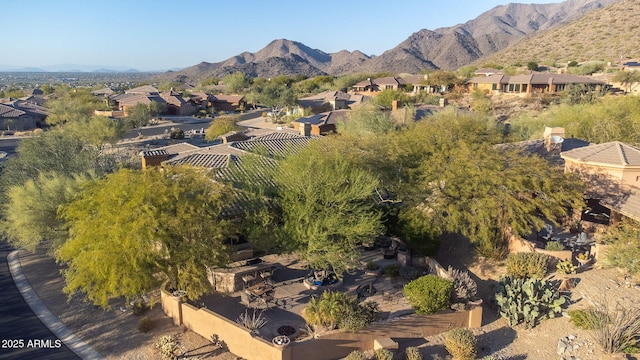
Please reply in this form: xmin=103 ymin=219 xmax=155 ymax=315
xmin=495 ymin=275 xmax=566 ymax=329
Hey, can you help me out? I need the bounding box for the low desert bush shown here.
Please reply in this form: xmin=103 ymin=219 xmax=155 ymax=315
xmin=568 ymin=308 xmax=608 ymax=330
xmin=404 ymin=346 xmax=423 ymax=360
xmin=506 ymin=252 xmax=549 ymax=279
xmin=447 ymin=266 xmax=478 ymax=303
xmin=545 ymin=241 xmax=564 ymax=251
xmin=383 ymin=265 xmax=400 ymax=277
xmin=556 ymin=260 xmax=578 ymax=275
xmin=155 ymin=335 xmax=179 ymax=360
xmin=132 ymin=300 xmax=148 ymax=316
xmin=403 ymin=275 xmax=453 ymax=314
xmin=137 ymin=316 xmax=153 ymax=332
xmin=445 ymin=328 xmax=477 ymax=360
xmin=374 ymin=348 xmax=393 ymax=360
xmin=578 ymin=301 xmax=640 ymax=353
xmin=344 ymin=350 xmax=368 ymax=360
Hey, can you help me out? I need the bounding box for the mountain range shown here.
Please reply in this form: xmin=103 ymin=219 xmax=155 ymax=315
xmin=0 ymin=64 xmax=147 ymax=73
xmin=156 ymin=0 xmax=620 ymax=83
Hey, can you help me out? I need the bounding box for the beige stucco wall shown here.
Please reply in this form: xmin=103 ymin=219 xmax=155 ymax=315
xmin=507 ymin=230 xmax=572 ymax=261
xmin=181 ymin=303 xmax=286 ymax=360
xmin=161 ymin=289 xmax=182 ymax=326
xmin=161 ymin=287 xmax=483 ymax=360
xmin=564 ymin=159 xmax=640 ymax=189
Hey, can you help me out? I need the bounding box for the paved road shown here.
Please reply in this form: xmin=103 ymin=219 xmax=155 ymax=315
xmin=0 ymin=243 xmax=79 ymax=360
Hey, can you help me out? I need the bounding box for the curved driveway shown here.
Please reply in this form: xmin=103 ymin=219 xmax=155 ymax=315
xmin=0 ymin=243 xmax=79 ymax=359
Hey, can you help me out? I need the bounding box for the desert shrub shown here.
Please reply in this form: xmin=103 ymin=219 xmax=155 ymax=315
xmin=383 ymin=265 xmax=400 ymax=277
xmin=155 ymin=335 xmax=179 ymax=360
xmin=568 ymin=308 xmax=608 ymax=330
xmin=303 ymin=291 xmax=379 ymax=332
xmin=344 ymin=350 xmax=368 ymax=360
xmin=339 ymin=301 xmax=380 ymax=332
xmin=374 ymin=348 xmax=394 ymax=360
xmin=447 ymin=266 xmax=478 ymax=303
xmin=169 ymin=127 xmax=184 ymax=139
xmin=582 ymin=301 xmax=640 ymax=354
xmin=235 ymin=309 xmax=267 ymax=332
xmin=556 ymin=260 xmax=578 ymax=275
xmin=505 ymin=252 xmax=549 ymax=279
xmin=599 ymin=220 xmax=640 ymax=277
xmin=445 ymin=328 xmax=477 ymax=360
xmin=132 ymin=300 xmax=148 ymax=316
xmin=404 ymin=346 xmax=423 ymax=360
xmin=545 ymin=241 xmax=564 ymax=251
xmin=137 ymin=316 xmax=153 ymax=332
xmin=495 ymin=275 xmax=566 ymax=328
xmin=403 ymin=275 xmax=453 ymax=314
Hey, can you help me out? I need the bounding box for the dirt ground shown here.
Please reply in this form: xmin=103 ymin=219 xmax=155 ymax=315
xmin=431 ymin=234 xmax=639 ymax=360
xmin=18 ymin=250 xmax=237 ymax=360
xmin=18 ymin=238 xmax=640 ymax=360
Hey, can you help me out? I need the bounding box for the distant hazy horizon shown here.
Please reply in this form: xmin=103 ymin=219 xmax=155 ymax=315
xmin=6 ymin=0 xmax=560 ymax=72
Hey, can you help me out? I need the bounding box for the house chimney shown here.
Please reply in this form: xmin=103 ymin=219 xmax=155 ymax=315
xmin=543 ymin=126 xmax=565 ymax=151
xmin=300 ymin=122 xmax=311 ymax=137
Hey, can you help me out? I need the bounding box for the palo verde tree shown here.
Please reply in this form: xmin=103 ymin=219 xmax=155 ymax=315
xmin=45 ymin=86 xmax=103 ymax=125
xmin=205 ymin=115 xmax=240 ymax=141
xmin=275 ymin=142 xmax=384 ymax=276
xmin=1 ymin=172 xmax=93 ymax=253
xmin=406 ymin=111 xmax=585 ymax=258
xmin=56 ymin=166 xmax=237 ymax=308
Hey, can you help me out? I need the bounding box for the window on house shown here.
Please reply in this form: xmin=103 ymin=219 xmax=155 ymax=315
xmin=514 ymin=84 xmax=521 ymax=92
xmin=508 ymin=84 xmax=515 ymax=92
xmin=474 ymin=83 xmax=478 ymax=90
xmin=556 ymin=84 xmax=565 ymax=92
xmin=522 ymin=84 xmax=528 ymax=92
xmin=492 ymin=84 xmax=497 ymax=91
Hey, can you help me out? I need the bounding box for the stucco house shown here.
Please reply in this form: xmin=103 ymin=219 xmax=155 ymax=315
xmin=352 ymin=77 xmax=407 ymax=93
xmin=468 ymin=72 xmax=604 ymax=95
xmin=561 ymin=141 xmax=640 ymax=224
xmin=291 ymin=110 xmax=350 ymax=136
xmin=0 ymin=100 xmax=48 ymax=130
xmin=212 ymin=95 xmax=246 ymax=112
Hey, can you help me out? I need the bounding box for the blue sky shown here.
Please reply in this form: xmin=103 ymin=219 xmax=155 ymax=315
xmin=4 ymin=0 xmax=559 ymax=71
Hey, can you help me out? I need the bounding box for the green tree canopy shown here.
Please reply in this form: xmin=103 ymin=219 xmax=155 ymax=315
xmin=1 ymin=172 xmax=92 ymax=253
xmin=275 ymin=143 xmax=383 ymax=275
xmin=45 ymin=87 xmax=102 ymax=125
xmin=613 ymin=70 xmax=640 ymax=93
xmin=0 ymin=129 xmax=110 ymax=196
xmin=56 ymin=166 xmax=237 ymax=308
xmin=205 ymin=115 xmax=240 ymax=141
xmin=374 ymin=89 xmax=410 ymax=109
xmin=222 ymin=72 xmax=251 ymax=94
xmin=126 ymin=103 xmax=152 ymax=131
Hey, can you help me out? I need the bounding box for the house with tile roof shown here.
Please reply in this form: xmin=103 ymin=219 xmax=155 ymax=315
xmin=561 ymin=141 xmax=640 ymax=223
xmin=160 ymin=89 xmax=196 ymax=116
xmin=0 ymin=99 xmax=48 ymax=130
xmin=352 ymin=77 xmax=407 ymax=94
xmin=212 ymin=95 xmax=246 ymax=112
xmin=115 ymin=93 xmax=167 ymax=116
xmin=468 ymin=72 xmax=604 ymax=95
xmin=297 ymin=91 xmax=357 ymax=114
xmin=291 ymin=110 xmax=350 ymax=136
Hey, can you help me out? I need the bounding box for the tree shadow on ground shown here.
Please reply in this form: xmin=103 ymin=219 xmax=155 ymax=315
xmin=476 ymin=326 xmax=517 ymax=357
